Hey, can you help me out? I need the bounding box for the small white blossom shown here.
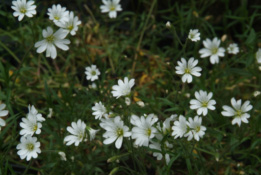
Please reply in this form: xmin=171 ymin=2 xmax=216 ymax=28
xmin=221 ymin=98 xmax=253 ymax=127
xmin=111 ymin=77 xmax=135 ymax=99
xmin=166 ymin=21 xmax=171 ymax=28
xmin=92 ymin=102 xmax=107 ymax=120
xmin=28 ymin=105 xmax=45 ymax=122
xmin=185 ymin=116 xmax=206 ymax=141
xmin=64 ymin=119 xmax=86 ymax=146
xmin=253 ymin=91 xmax=260 ymax=97
xmin=87 ymin=127 xmax=99 ymax=141
xmin=131 ymin=114 xmax=158 ymax=147
xmin=34 ymin=27 xmax=70 ymax=59
xmin=227 ymin=43 xmax=239 ymax=55
xmin=11 ymin=0 xmax=37 ymax=21
xmin=57 ymin=11 xmax=81 ymax=36
xmin=199 ymin=37 xmax=225 ymax=64
xmin=85 ymin=65 xmax=100 ymax=81
xmin=175 ymin=57 xmax=202 ymax=83
xmin=149 ymin=136 xmax=173 ymax=164
xmin=0 ymin=104 xmax=8 ymax=128
xmin=190 ymin=90 xmax=216 ymax=116
xmin=188 ymin=29 xmax=200 ymax=42
xmin=47 ymin=4 xmax=69 ymax=24
xmin=58 ymin=151 xmax=67 ymax=161
xmin=17 ymin=135 xmax=41 ymax=161
xmin=162 ymin=115 xmax=177 ymax=134
xmin=171 ymin=115 xmax=188 ymax=139
xmin=125 ymin=97 xmax=131 ymax=105
xmin=47 ymin=108 xmax=53 ymax=118
xmin=100 ymin=0 xmax=122 ymax=18
xmin=20 ymin=114 xmax=42 ymax=136
xmin=100 ymin=116 xmax=131 ymax=149
xmin=137 ymin=101 xmax=145 ymax=107
xmin=256 ymin=48 xmax=261 ymax=64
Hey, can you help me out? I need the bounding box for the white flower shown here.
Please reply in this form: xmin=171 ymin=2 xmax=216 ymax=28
xmin=90 ymin=83 xmax=97 ymax=89
xmin=166 ymin=21 xmax=171 ymax=28
xmin=125 ymin=97 xmax=131 ymax=105
xmin=111 ymin=77 xmax=135 ymax=99
xmin=171 ymin=115 xmax=188 ymax=139
xmin=137 ymin=101 xmax=145 ymax=107
xmin=47 ymin=4 xmax=69 ymax=24
xmin=17 ymin=135 xmax=41 ymax=161
xmin=175 ymin=57 xmax=202 ymax=83
xmin=185 ymin=116 xmax=206 ymax=141
xmin=253 ymin=91 xmax=260 ymax=97
xmin=58 ymin=151 xmax=67 ymax=161
xmin=87 ymin=127 xmax=99 ymax=141
xmin=28 ymin=105 xmax=45 ymax=122
xmin=100 ymin=0 xmax=122 ymax=18
xmin=64 ymin=119 xmax=86 ymax=146
xmin=221 ymin=98 xmax=253 ymax=127
xmin=162 ymin=115 xmax=177 ymax=134
xmin=92 ymin=102 xmax=107 ymax=120
xmin=190 ymin=90 xmax=216 ymax=116
xmin=199 ymin=37 xmax=225 ymax=64
xmin=11 ymin=0 xmax=36 ymax=21
xmin=20 ymin=114 xmax=42 ymax=136
xmin=149 ymin=138 xmax=172 ymax=164
xmin=100 ymin=116 xmax=131 ymax=149
xmin=131 ymin=114 xmax=158 ymax=147
xmin=0 ymin=103 xmax=8 ymax=128
xmin=34 ymin=27 xmax=70 ymax=59
xmin=256 ymin=48 xmax=261 ymax=64
xmin=227 ymin=43 xmax=239 ymax=55
xmin=56 ymin=11 xmax=81 ymax=36
xmin=47 ymin=108 xmax=53 ymax=118
xmin=85 ymin=65 xmax=100 ymax=81
xmin=188 ymin=29 xmax=200 ymax=42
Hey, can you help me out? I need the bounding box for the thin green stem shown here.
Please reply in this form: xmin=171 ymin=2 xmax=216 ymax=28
xmin=0 ymin=40 xmax=21 ymax=63
xmin=22 ymin=160 xmax=33 ymax=175
xmin=172 ymin=26 xmax=183 ymax=47
xmin=131 ymin=0 xmax=157 ymax=77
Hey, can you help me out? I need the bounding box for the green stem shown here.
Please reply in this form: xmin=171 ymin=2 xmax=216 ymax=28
xmin=172 ymin=26 xmax=183 ymax=47
xmin=0 ymin=40 xmax=21 ymax=63
xmin=131 ymin=0 xmax=157 ymax=77
xmin=22 ymin=160 xmax=33 ymax=175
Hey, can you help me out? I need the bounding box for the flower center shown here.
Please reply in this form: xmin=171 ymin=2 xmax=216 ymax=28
xmin=147 ymin=128 xmax=151 ymax=136
xmin=235 ymin=110 xmax=243 ymax=117
xmin=211 ymin=47 xmax=218 ymax=54
xmin=91 ymin=71 xmax=96 ymax=76
xmin=20 ymin=7 xmax=27 ymax=14
xmin=195 ymin=126 xmax=201 ymax=133
xmin=54 ymin=16 xmax=60 ymax=20
xmin=78 ymin=132 xmax=84 ymax=140
xmin=189 ymin=33 xmax=195 ymax=39
xmin=110 ymin=5 xmax=116 ymax=11
xmin=67 ymin=25 xmax=74 ymax=31
xmin=201 ymin=101 xmax=208 ymax=107
xmin=185 ymin=68 xmax=190 ymax=74
xmin=26 ymin=143 xmax=34 ymax=151
xmin=32 ymin=124 xmax=38 ymax=132
xmin=46 ymin=35 xmax=55 ymax=43
xmin=117 ymin=128 xmax=123 ymax=136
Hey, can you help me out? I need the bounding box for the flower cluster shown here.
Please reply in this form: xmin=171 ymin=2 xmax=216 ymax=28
xmin=8 ymin=0 xmax=257 ymax=168
xmin=17 ymin=105 xmax=44 ymax=161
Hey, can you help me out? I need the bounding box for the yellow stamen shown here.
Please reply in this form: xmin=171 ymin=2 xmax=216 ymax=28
xmin=117 ymin=128 xmax=123 ymax=136
xmin=211 ymin=47 xmax=218 ymax=54
xmin=20 ymin=8 xmax=27 ymax=14
xmin=46 ymin=35 xmax=55 ymax=43
xmin=147 ymin=129 xmax=151 ymax=136
xmin=26 ymin=143 xmax=34 ymax=151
